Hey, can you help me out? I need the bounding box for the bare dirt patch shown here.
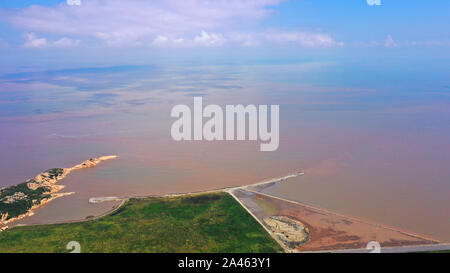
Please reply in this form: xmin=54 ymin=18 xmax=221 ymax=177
xmin=233 ymin=189 xmax=438 ymax=252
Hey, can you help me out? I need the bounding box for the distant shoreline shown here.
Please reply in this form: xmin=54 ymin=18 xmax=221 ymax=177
xmin=3 ymin=167 xmax=444 ymax=253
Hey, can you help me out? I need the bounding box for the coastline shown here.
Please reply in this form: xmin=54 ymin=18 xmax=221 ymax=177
xmin=5 ymin=169 xmax=443 ymax=253
xmin=0 ymin=192 xmax=283 ymax=253
xmin=0 ymin=155 xmax=118 ymax=230
xmin=11 ymin=171 xmax=303 ymax=229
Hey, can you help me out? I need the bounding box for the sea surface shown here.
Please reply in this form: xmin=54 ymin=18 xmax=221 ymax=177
xmin=1 ymin=63 xmax=449 ymax=241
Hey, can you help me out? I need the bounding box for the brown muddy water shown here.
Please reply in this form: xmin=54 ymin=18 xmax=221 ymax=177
xmin=1 ymin=64 xmax=449 ymax=241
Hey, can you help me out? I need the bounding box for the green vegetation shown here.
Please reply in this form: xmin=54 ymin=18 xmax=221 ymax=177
xmin=0 ymin=192 xmax=283 ymax=253
xmin=46 ymin=168 xmax=64 ymax=179
xmin=0 ymin=182 xmax=51 ymax=220
xmin=0 ymin=168 xmax=65 ymax=221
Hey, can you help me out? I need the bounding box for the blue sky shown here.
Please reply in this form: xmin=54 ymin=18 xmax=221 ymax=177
xmin=0 ymin=2 xmax=449 ymax=241
xmin=0 ymin=0 xmax=448 ymax=69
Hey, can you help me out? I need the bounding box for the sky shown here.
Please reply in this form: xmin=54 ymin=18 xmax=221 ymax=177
xmin=0 ymin=0 xmax=448 ymax=69
xmin=0 ymin=1 xmax=450 ymax=240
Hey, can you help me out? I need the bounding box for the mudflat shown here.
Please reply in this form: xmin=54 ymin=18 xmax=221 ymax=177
xmin=232 ymin=189 xmax=438 ymax=252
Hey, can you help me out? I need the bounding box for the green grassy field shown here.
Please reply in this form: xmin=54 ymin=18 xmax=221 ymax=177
xmin=0 ymin=192 xmax=283 ymax=253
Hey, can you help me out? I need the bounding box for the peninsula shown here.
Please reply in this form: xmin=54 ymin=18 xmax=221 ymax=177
xmin=1 ymin=168 xmax=447 ymax=253
xmin=0 ymin=156 xmax=117 ymax=230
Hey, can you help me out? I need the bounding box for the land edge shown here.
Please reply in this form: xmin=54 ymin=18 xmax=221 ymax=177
xmin=0 ymin=155 xmax=118 ymax=230
xmin=5 ymin=170 xmax=444 ymax=253
xmin=242 ymin=189 xmax=440 ymax=244
xmin=90 ymin=171 xmax=440 ymax=245
xmin=11 ymin=172 xmax=302 ymax=231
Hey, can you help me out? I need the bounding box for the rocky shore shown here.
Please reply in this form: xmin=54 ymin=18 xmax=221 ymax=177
xmin=263 ymin=216 xmax=310 ymax=249
xmin=0 ymin=156 xmax=117 ymax=230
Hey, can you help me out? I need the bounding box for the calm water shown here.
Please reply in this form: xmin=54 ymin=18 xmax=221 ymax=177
xmin=1 ymin=63 xmax=449 ymax=241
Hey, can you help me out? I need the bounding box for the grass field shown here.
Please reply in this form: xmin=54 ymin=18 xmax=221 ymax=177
xmin=0 ymin=192 xmax=283 ymax=253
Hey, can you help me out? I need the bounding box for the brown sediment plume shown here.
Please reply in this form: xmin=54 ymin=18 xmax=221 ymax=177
xmin=0 ymin=155 xmax=118 ymax=230
xmin=232 ymin=188 xmax=439 ymax=252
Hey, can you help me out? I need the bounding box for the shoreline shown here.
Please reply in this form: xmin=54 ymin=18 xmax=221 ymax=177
xmin=13 ymin=199 xmax=126 ymax=228
xmin=11 ymin=171 xmax=304 ymax=229
xmin=87 ymin=170 xmax=439 ymax=245
xmin=0 ymin=155 xmax=118 ymax=230
xmin=7 ymin=170 xmax=442 ymax=253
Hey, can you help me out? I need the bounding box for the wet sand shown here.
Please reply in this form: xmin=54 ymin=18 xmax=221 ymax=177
xmin=232 ymin=188 xmax=438 ymax=252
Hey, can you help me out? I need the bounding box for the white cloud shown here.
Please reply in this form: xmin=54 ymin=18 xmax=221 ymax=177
xmin=384 ymin=34 xmax=397 ymax=48
xmin=353 ymin=38 xmax=450 ymax=48
xmin=194 ymin=31 xmax=224 ymax=46
xmin=224 ymin=31 xmax=342 ymax=48
xmin=152 ymin=35 xmax=169 ymax=46
xmin=5 ymin=0 xmax=343 ymax=49
xmin=67 ymin=0 xmax=82 ymax=6
xmin=23 ymin=32 xmax=80 ymax=48
xmin=7 ymin=0 xmax=282 ymax=47
xmin=24 ymin=33 xmax=48 ymax=48
xmin=151 ymin=32 xmax=225 ymax=47
xmin=366 ymin=0 xmax=381 ymax=6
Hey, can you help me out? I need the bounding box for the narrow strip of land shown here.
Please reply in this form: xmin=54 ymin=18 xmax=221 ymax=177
xmin=302 ymin=243 xmax=450 ymax=253
xmin=0 ymin=156 xmax=118 ymax=230
xmin=243 ymin=188 xmax=437 ymax=243
xmin=5 ymin=169 xmax=444 ymax=253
